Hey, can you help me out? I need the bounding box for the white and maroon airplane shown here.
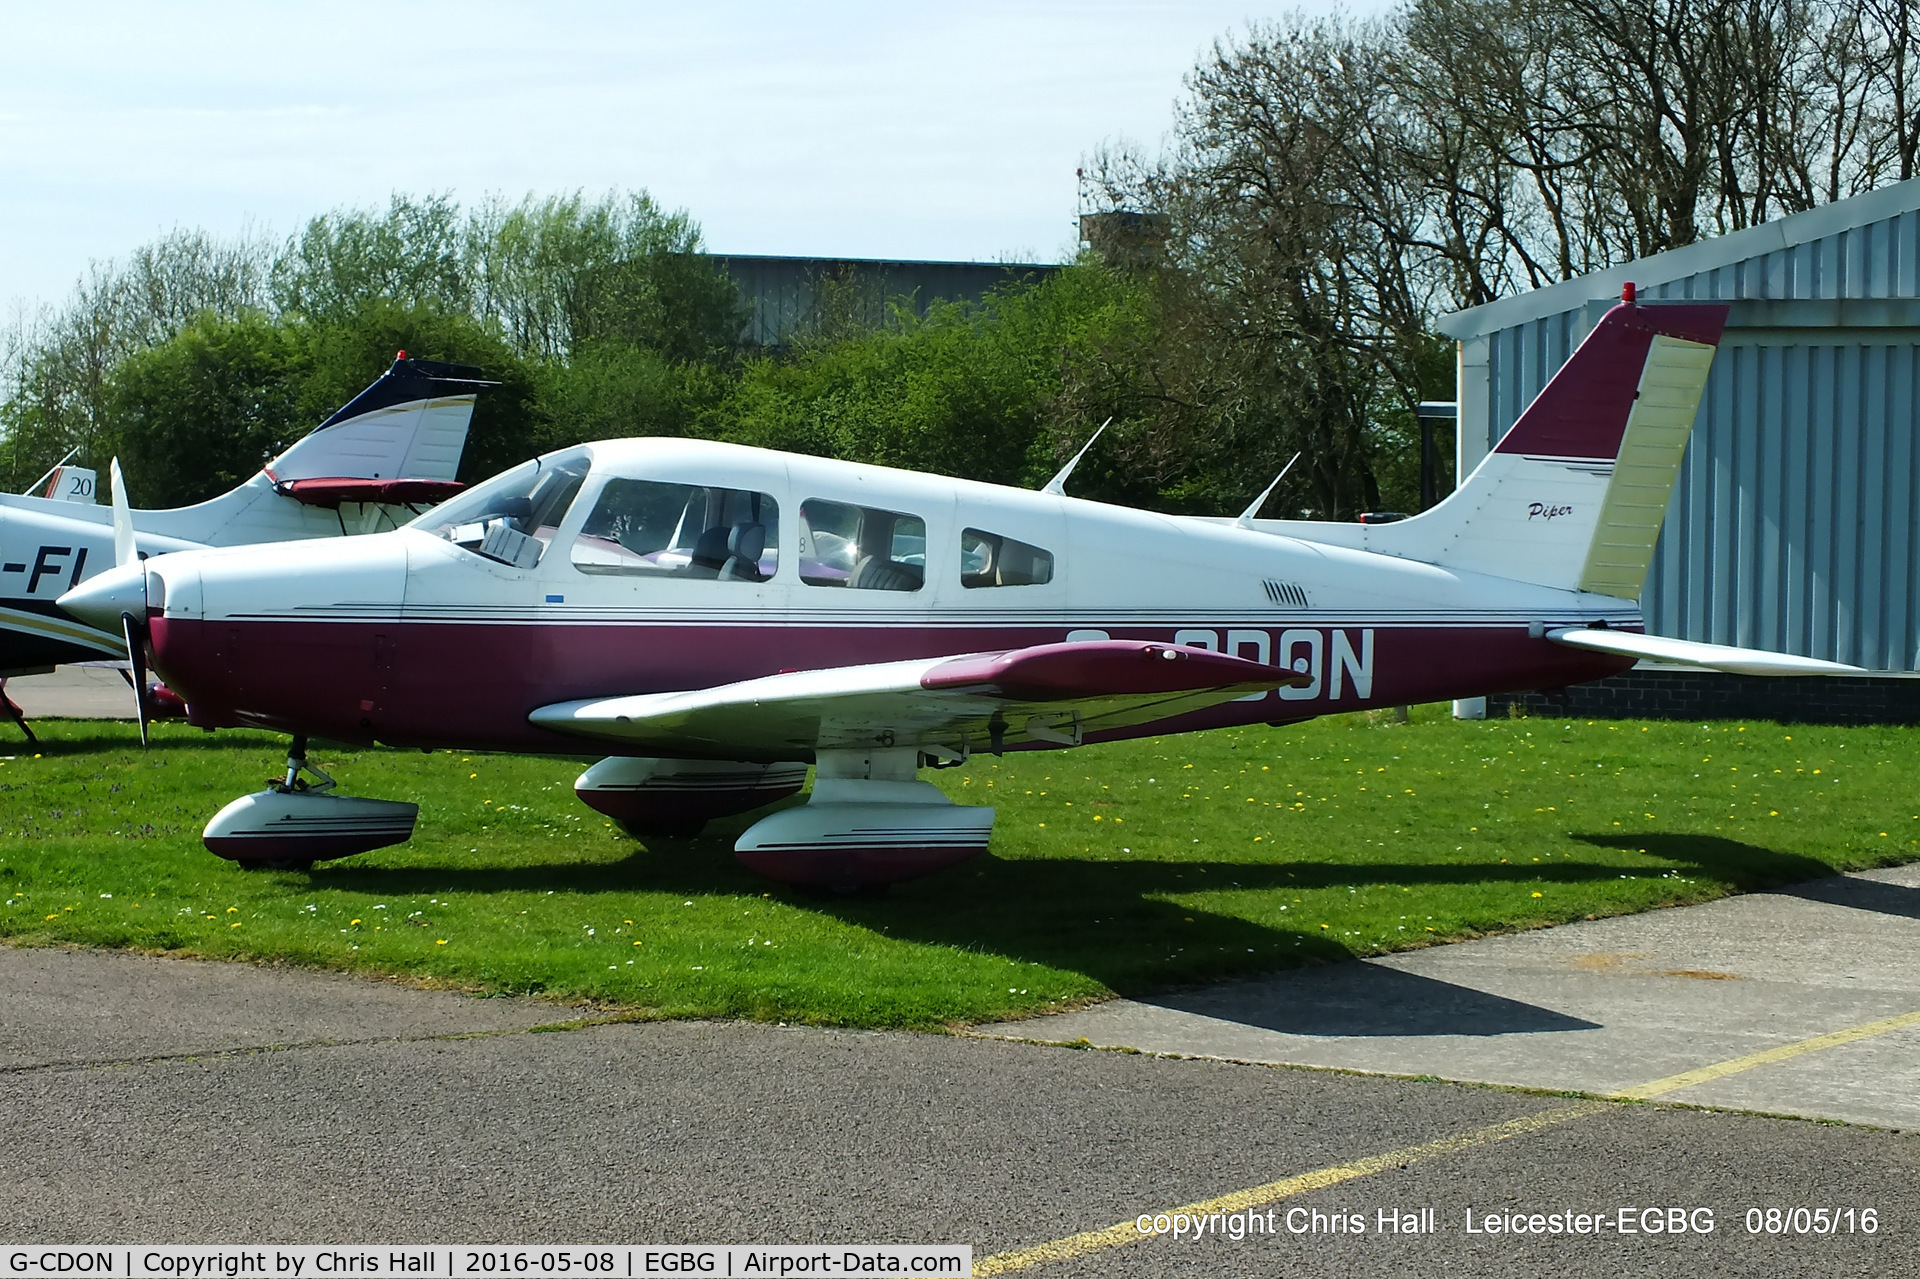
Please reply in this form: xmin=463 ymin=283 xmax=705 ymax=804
xmin=58 ymin=292 xmax=1857 ymax=887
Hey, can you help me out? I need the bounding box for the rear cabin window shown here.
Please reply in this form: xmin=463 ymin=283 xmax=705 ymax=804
xmin=960 ymin=528 xmax=1054 ymax=588
xmin=800 ymin=499 xmax=925 ymax=591
xmin=571 ymin=480 xmax=779 ymax=581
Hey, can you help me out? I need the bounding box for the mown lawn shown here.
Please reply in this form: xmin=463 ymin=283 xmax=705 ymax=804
xmin=1 ymin=706 xmax=1914 ymax=1028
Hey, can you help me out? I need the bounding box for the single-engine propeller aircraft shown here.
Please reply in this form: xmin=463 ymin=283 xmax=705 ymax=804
xmin=60 ymin=291 xmax=1862 ymax=887
xmin=0 ymin=354 xmax=485 ymax=737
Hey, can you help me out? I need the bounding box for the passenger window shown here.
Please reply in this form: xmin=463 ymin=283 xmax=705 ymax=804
xmin=571 ymin=480 xmax=779 ymax=582
xmin=961 ymin=528 xmax=1054 ymax=587
xmin=800 ymin=499 xmax=925 ymax=591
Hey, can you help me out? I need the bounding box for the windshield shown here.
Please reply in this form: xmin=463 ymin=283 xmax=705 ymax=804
xmin=411 ymin=447 xmax=591 ymax=568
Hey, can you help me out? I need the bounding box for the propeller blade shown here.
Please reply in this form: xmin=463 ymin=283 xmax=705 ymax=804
xmin=109 ymin=459 xmax=136 ymax=569
xmin=121 ymin=612 xmax=151 ymax=747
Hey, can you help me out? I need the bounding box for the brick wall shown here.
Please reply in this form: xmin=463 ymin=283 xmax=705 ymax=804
xmin=1487 ymin=669 xmax=1920 ymax=726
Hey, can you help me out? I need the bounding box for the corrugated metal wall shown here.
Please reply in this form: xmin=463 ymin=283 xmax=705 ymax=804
xmin=1467 ymin=204 xmax=1920 ymax=670
xmin=1656 ymin=340 xmax=1920 ymax=668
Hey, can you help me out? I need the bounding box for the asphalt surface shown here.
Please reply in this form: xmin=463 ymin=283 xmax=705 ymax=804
xmin=2 ymin=666 xmax=132 ymax=721
xmin=1 ymin=945 xmax=1915 ymax=1277
xmin=986 ymin=863 xmax=1920 ymax=1130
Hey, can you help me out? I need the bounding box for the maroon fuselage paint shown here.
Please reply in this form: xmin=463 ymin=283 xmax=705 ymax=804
xmin=149 ymin=615 xmax=1633 ymax=756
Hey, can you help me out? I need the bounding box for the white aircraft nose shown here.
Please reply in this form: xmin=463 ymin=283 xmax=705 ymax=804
xmin=58 ymin=562 xmax=146 ymax=630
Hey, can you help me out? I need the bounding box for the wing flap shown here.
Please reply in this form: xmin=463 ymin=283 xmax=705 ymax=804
xmin=1546 ymin=627 xmax=1865 ymax=676
xmin=529 ymin=640 xmax=1298 ymax=759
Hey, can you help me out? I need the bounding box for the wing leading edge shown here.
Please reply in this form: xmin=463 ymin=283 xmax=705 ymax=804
xmin=528 ymin=639 xmax=1302 ymax=761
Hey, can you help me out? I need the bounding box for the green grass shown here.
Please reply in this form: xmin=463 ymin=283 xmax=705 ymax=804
xmin=2 ymin=706 xmax=1916 ymax=1028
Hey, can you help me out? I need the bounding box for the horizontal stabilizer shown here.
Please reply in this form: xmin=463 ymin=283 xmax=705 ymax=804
xmin=1546 ymin=627 xmax=1865 ymax=677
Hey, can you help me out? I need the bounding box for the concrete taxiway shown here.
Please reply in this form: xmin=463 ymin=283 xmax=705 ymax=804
xmin=2 ymin=871 xmax=1916 ymax=1276
xmin=980 ymin=862 xmax=1920 ymax=1130
xmin=2 ymin=665 xmax=132 ymax=721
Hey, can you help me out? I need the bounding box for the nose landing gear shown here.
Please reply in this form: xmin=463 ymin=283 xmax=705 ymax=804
xmin=203 ymin=735 xmax=419 ymax=870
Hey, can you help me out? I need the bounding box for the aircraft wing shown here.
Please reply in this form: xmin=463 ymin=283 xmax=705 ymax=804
xmin=528 ymin=639 xmax=1302 ymax=760
xmin=1546 ymin=626 xmax=1865 ymax=676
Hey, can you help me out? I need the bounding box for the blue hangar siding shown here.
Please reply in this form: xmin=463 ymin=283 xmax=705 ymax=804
xmin=1442 ymin=178 xmax=1920 ymax=674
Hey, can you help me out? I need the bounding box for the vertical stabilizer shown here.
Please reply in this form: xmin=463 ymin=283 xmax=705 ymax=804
xmin=267 ymin=356 xmax=491 ymax=485
xmin=125 ymin=357 xmax=493 ymax=548
xmin=1305 ymin=298 xmax=1728 ymax=597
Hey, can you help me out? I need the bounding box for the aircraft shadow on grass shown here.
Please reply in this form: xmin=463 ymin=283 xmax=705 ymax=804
xmin=1774 ymin=873 xmax=1920 ymax=920
xmin=1577 ymin=829 xmax=1920 ymax=917
xmin=1572 ymin=832 xmax=1849 ymax=895
xmin=311 ymin=824 xmax=1833 ymax=1022
xmin=1580 ymin=832 xmax=1920 ymax=921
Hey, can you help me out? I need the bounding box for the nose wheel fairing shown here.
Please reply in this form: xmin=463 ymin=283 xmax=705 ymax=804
xmin=203 ymin=789 xmax=419 ymax=864
xmin=202 ymin=736 xmax=417 ymax=866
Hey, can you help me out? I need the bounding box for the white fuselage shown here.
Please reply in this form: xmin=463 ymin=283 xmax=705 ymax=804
xmin=132 ymin=438 xmax=1638 ymax=753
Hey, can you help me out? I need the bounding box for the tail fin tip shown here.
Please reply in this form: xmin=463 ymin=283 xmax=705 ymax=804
xmin=1492 ymin=300 xmax=1728 ymax=464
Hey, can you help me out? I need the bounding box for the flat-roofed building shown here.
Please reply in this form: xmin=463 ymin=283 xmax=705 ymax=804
xmin=714 ymin=256 xmax=1057 ymax=349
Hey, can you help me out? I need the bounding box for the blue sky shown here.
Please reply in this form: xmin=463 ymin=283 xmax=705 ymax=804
xmin=0 ymin=1 xmax=1373 ymax=311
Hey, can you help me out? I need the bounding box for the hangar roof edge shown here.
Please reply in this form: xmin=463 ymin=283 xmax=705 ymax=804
xmin=1437 ymin=175 xmax=1920 ymax=340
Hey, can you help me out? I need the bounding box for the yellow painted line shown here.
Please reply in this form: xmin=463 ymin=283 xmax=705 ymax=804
xmin=978 ymin=1005 xmax=1920 ymax=1275
xmin=1617 ymin=1006 xmax=1920 ymax=1101
xmin=971 ymin=1100 xmax=1607 ymax=1276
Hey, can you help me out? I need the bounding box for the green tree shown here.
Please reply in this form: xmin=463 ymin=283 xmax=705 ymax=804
xmin=271 ymin=193 xmax=468 ymax=323
xmin=534 ymin=344 xmax=733 ymax=450
xmin=0 ymin=229 xmax=275 ymax=489
xmin=105 ymin=312 xmax=308 ymax=507
xmin=710 ymin=262 xmax=1165 ymax=500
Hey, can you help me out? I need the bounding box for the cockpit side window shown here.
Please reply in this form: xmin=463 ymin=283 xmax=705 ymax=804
xmin=961 ymin=528 xmax=1053 ymax=587
xmin=800 ymin=499 xmax=924 ymax=591
xmin=413 ymin=449 xmax=590 ymax=568
xmin=571 ymin=479 xmax=779 ymax=582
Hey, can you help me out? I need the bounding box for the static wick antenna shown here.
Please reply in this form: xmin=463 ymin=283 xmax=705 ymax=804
xmin=1042 ymin=418 xmax=1112 ymax=496
xmin=1236 ymin=451 xmax=1303 ymax=528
